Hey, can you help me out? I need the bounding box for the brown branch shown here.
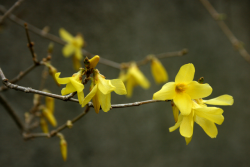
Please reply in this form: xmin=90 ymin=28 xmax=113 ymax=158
xmin=0 ymin=93 xmax=25 ymax=131
xmin=199 ymin=0 xmax=250 ymax=63
xmin=0 ymin=0 xmax=24 ymax=24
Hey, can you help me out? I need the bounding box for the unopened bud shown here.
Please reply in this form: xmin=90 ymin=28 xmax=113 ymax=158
xmin=66 ymin=120 xmax=73 ymax=128
xmin=57 ymin=133 xmax=67 ymax=161
xmin=89 ymin=55 xmax=100 ymax=69
xmin=198 ymin=77 xmax=204 ymax=84
xmin=42 ymin=108 xmax=57 ymax=127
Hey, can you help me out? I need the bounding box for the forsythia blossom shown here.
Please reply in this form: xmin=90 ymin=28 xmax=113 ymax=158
xmin=122 ymin=63 xmax=150 ymax=97
xmin=59 ymin=28 xmax=84 ymax=70
xmin=149 ymin=55 xmax=168 ymax=84
xmin=82 ymin=70 xmax=127 ymax=113
xmin=169 ymin=95 xmax=233 ymax=145
xmin=55 ymin=69 xmax=84 ymax=105
xmin=153 ymin=63 xmax=212 ymax=115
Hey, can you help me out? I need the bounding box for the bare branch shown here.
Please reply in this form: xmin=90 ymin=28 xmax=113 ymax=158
xmin=0 ymin=0 xmax=24 ymax=24
xmin=0 ymin=93 xmax=25 ymax=131
xmin=199 ymin=0 xmax=250 ymax=63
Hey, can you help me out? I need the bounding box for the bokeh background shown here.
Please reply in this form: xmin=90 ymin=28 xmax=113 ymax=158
xmin=0 ymin=0 xmax=250 ymax=166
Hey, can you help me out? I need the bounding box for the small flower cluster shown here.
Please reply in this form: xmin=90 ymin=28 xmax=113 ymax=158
xmin=153 ymin=63 xmax=233 ymax=144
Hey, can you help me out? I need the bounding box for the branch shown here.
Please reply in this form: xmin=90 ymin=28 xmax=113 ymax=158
xmin=0 ymin=93 xmax=25 ymax=131
xmin=0 ymin=0 xmax=24 ymax=24
xmin=199 ymin=0 xmax=250 ymax=63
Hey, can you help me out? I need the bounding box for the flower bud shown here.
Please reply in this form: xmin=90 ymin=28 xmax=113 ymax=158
xmin=42 ymin=107 xmax=57 ymax=127
xmin=89 ymin=55 xmax=100 ymax=69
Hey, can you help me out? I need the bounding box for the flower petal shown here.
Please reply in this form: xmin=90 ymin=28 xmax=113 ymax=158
xmin=82 ymin=85 xmax=98 ymax=107
xmin=92 ymin=93 xmax=100 ymax=114
xmin=195 ymin=115 xmax=218 ymax=138
xmin=175 ymin=63 xmax=195 ymax=84
xmin=129 ymin=65 xmax=150 ymax=89
xmin=70 ymin=78 xmax=84 ymax=93
xmin=174 ymin=92 xmax=192 ymax=115
xmin=126 ymin=76 xmax=136 ymax=97
xmin=194 ymin=107 xmax=224 ymax=125
xmin=59 ymin=28 xmax=74 ymax=42
xmin=153 ymin=82 xmax=176 ymax=100
xmin=55 ymin=73 xmax=70 ymax=84
xmin=98 ymin=90 xmax=111 ymax=112
xmin=75 ymin=48 xmax=83 ymax=60
xmin=61 ymin=82 xmax=76 ymax=95
xmin=180 ymin=113 xmax=194 ymax=138
xmin=151 ymin=58 xmax=168 ymax=84
xmin=169 ymin=114 xmax=183 ymax=132
xmin=77 ymin=91 xmax=84 ymax=105
xmin=203 ymin=95 xmax=234 ymax=106
xmin=97 ymin=74 xmax=115 ymax=94
xmin=63 ymin=44 xmax=75 ymax=57
xmin=171 ymin=101 xmax=179 ymax=123
xmin=110 ymin=79 xmax=127 ymax=95
xmin=185 ymin=81 xmax=212 ymax=99
xmin=185 ymin=136 xmax=192 ymax=145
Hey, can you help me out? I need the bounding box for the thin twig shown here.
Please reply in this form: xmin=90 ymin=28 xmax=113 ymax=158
xmin=199 ymin=0 xmax=250 ymax=63
xmin=0 ymin=0 xmax=24 ymax=24
xmin=0 ymin=93 xmax=25 ymax=131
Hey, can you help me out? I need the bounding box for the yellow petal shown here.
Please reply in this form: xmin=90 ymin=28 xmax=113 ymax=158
xmin=46 ymin=96 xmax=54 ymax=114
xmin=98 ymin=90 xmax=111 ymax=112
xmin=128 ymin=65 xmax=150 ymax=89
xmin=59 ymin=28 xmax=74 ymax=42
xmin=174 ymin=92 xmax=192 ymax=115
xmin=60 ymin=138 xmax=67 ymax=161
xmin=175 ymin=63 xmax=195 ymax=84
xmin=151 ymin=58 xmax=168 ymax=84
xmin=180 ymin=112 xmax=194 ymax=138
xmin=126 ymin=76 xmax=136 ymax=98
xmin=153 ymin=82 xmax=175 ymax=100
xmin=195 ymin=116 xmax=218 ymax=138
xmin=171 ymin=101 xmax=179 ymax=123
xmin=75 ymin=34 xmax=84 ymax=47
xmin=118 ymin=71 xmax=127 ymax=82
xmin=75 ymin=48 xmax=82 ymax=60
xmin=43 ymin=108 xmax=57 ymax=127
xmin=110 ymin=79 xmax=127 ymax=95
xmin=40 ymin=118 xmax=49 ymax=133
xmin=61 ymin=82 xmax=76 ymax=95
xmin=82 ymin=85 xmax=97 ymax=107
xmin=203 ymin=95 xmax=234 ymax=106
xmin=185 ymin=136 xmax=192 ymax=145
xmin=77 ymin=91 xmax=84 ymax=105
xmin=72 ymin=55 xmax=82 ymax=71
xmin=70 ymin=78 xmax=84 ymax=93
xmin=89 ymin=55 xmax=100 ymax=69
xmin=92 ymin=93 xmax=100 ymax=114
xmin=55 ymin=73 xmax=70 ymax=84
xmin=186 ymin=81 xmax=212 ymax=99
xmin=194 ymin=107 xmax=224 ymax=125
xmin=169 ymin=114 xmax=183 ymax=132
xmin=97 ymin=74 xmax=115 ymax=94
xmin=63 ymin=44 xmax=75 ymax=57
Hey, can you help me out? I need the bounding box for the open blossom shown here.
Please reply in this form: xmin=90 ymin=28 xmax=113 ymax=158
xmin=122 ymin=63 xmax=150 ymax=97
xmin=55 ymin=70 xmax=84 ymax=105
xmin=59 ymin=28 xmax=84 ymax=70
xmin=170 ymin=94 xmax=234 ymax=145
xmin=82 ymin=70 xmax=127 ymax=113
xmin=150 ymin=56 xmax=168 ymax=84
xmin=153 ymin=63 xmax=212 ymax=115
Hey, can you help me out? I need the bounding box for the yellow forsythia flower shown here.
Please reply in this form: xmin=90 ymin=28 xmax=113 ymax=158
xmin=55 ymin=70 xmax=84 ymax=105
xmin=123 ymin=63 xmax=150 ymax=97
xmin=59 ymin=28 xmax=84 ymax=70
xmin=89 ymin=55 xmax=100 ymax=69
xmin=169 ymin=95 xmax=233 ymax=145
xmin=153 ymin=63 xmax=212 ymax=115
xmin=150 ymin=56 xmax=168 ymax=84
xmin=42 ymin=107 xmax=57 ymax=127
xmin=82 ymin=70 xmax=127 ymax=113
xmin=58 ymin=134 xmax=67 ymax=161
xmin=40 ymin=117 xmax=49 ymax=133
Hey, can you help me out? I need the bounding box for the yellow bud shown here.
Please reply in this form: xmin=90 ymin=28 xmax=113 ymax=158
xmin=33 ymin=94 xmax=40 ymax=105
xmin=58 ymin=133 xmax=67 ymax=161
xmin=89 ymin=55 xmax=100 ymax=69
xmin=150 ymin=56 xmax=168 ymax=84
xmin=66 ymin=120 xmax=73 ymax=128
xmin=171 ymin=101 xmax=179 ymax=123
xmin=45 ymin=96 xmax=55 ymax=114
xmin=42 ymin=108 xmax=57 ymax=127
xmin=40 ymin=117 xmax=49 ymax=133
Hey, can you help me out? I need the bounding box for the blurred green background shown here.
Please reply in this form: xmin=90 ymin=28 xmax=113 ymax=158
xmin=0 ymin=0 xmax=250 ymax=166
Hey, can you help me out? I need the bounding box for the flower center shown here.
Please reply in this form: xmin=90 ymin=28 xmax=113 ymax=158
xmin=175 ymin=84 xmax=186 ymax=93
